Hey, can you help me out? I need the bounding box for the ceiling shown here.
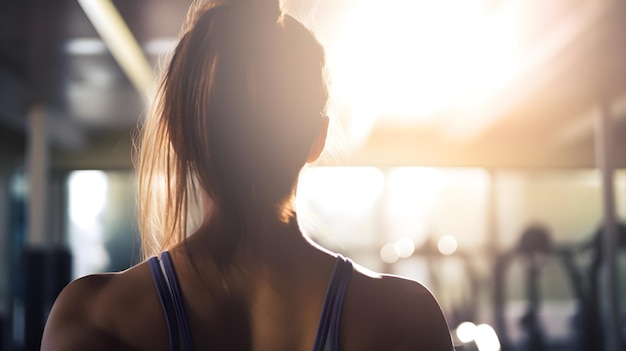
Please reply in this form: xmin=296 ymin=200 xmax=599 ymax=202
xmin=1 ymin=0 xmax=625 ymax=172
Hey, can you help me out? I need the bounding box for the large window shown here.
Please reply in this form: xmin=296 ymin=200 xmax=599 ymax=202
xmin=66 ymin=167 xmax=626 ymax=343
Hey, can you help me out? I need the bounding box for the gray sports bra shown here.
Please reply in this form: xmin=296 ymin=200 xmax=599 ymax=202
xmin=148 ymin=252 xmax=353 ymax=351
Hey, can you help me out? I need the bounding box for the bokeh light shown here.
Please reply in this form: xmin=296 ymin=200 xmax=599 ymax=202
xmin=380 ymin=243 xmax=399 ymax=264
xmin=437 ymin=234 xmax=458 ymax=255
xmin=456 ymin=321 xmax=477 ymax=343
xmin=394 ymin=237 xmax=415 ymax=258
xmin=475 ymin=324 xmax=501 ymax=351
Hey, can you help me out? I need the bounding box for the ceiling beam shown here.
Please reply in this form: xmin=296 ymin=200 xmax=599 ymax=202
xmin=78 ymin=0 xmax=154 ymax=98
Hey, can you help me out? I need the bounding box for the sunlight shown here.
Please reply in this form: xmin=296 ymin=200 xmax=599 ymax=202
xmin=325 ymin=0 xmax=517 ymax=132
xmin=386 ymin=167 xmax=442 ymax=217
xmin=297 ymin=167 xmax=385 ymax=217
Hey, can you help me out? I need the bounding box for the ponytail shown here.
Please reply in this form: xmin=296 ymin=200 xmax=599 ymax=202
xmin=137 ymin=0 xmax=327 ymax=265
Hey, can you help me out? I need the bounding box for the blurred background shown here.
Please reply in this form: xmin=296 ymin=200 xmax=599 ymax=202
xmin=1 ymin=0 xmax=626 ymax=350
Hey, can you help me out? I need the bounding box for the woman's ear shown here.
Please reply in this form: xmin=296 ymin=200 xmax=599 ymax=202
xmin=306 ymin=116 xmax=329 ymax=163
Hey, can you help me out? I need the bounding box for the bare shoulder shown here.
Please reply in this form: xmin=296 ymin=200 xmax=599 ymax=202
xmin=41 ymin=273 xmax=126 ymax=351
xmin=343 ymin=266 xmax=454 ymax=351
xmin=42 ymin=262 xmax=166 ymax=351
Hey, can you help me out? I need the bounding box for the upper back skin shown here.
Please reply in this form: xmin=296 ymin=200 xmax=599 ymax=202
xmin=41 ymin=234 xmax=453 ymax=351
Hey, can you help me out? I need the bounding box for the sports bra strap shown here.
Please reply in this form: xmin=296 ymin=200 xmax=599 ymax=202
xmin=148 ymin=252 xmax=195 ymax=351
xmin=312 ymin=255 xmax=353 ymax=351
xmin=149 ymin=252 xmax=353 ymax=351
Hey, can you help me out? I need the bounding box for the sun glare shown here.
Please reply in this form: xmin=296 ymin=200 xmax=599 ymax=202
xmin=325 ymin=0 xmax=517 ymax=135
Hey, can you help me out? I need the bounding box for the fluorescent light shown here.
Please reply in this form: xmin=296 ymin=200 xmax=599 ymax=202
xmin=78 ymin=0 xmax=154 ymax=97
xmin=65 ymin=38 xmax=106 ymax=55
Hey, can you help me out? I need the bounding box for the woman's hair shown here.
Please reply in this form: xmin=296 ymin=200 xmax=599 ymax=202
xmin=136 ymin=0 xmax=328 ymax=263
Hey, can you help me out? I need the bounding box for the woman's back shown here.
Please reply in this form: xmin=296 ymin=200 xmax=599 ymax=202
xmin=43 ymin=224 xmax=452 ymax=351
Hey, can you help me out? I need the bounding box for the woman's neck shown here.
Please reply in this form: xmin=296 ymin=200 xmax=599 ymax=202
xmin=186 ymin=207 xmax=311 ymax=260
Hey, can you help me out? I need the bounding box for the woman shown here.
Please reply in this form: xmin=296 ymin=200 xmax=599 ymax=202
xmin=42 ymin=0 xmax=453 ymax=350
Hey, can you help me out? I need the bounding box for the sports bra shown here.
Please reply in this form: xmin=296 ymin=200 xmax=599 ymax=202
xmin=148 ymin=252 xmax=353 ymax=351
